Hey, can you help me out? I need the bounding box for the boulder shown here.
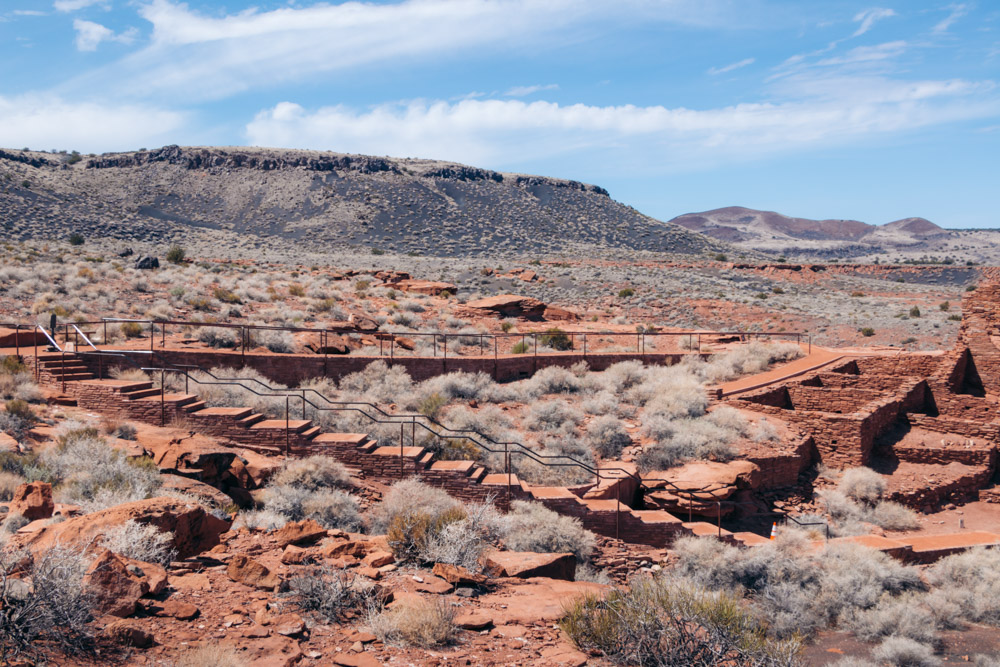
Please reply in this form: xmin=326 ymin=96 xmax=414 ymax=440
xmin=18 ymin=497 xmax=229 ymax=561
xmin=102 ymin=619 xmax=155 ymax=648
xmin=482 ymin=551 xmax=576 ymax=581
xmin=303 ymin=333 xmax=352 ymax=355
xmin=145 ymin=436 xmax=243 ymax=488
xmin=543 ymin=305 xmax=580 ymax=321
xmin=231 ymin=449 xmax=284 ymax=489
xmin=120 ymin=556 xmax=168 ymax=596
xmin=432 ymin=562 xmax=487 ymax=586
xmin=463 ymin=294 xmax=547 ymax=319
xmin=8 ymin=482 xmax=54 ymax=521
xmin=134 ymin=256 xmax=159 ymax=270
xmin=454 ymin=612 xmax=493 ymax=630
xmin=151 ymin=600 xmax=200 ymax=620
xmin=228 ymin=554 xmax=280 ymax=590
xmin=347 ymin=314 xmax=379 ymax=332
xmin=583 ymin=462 xmax=639 ymax=502
xmin=274 ymin=519 xmax=327 ymax=548
xmin=0 ymin=432 xmax=18 ymax=453
xmin=160 ymin=474 xmax=234 ymax=509
xmin=394 ymin=279 xmax=455 ymax=296
xmin=83 ymin=551 xmax=145 ymax=617
xmin=643 ymin=460 xmax=761 ymax=517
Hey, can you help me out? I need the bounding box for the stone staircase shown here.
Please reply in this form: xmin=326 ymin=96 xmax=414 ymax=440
xmin=27 ymin=351 xmax=728 ymax=548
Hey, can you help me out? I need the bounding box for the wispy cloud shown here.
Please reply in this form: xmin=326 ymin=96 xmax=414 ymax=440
xmin=853 ymin=8 xmax=896 ymax=37
xmin=13 ymin=10 xmax=47 ymax=16
xmin=0 ymin=94 xmax=185 ymax=152
xmin=55 ymin=0 xmax=110 ymax=11
xmin=708 ymin=57 xmax=755 ymax=75
xmin=246 ymin=79 xmax=1000 ymax=170
xmin=817 ymin=41 xmax=908 ymax=66
xmin=933 ymin=3 xmax=970 ymax=33
xmin=62 ymin=0 xmax=737 ymax=101
xmin=73 ymin=19 xmax=137 ymax=51
xmin=504 ymin=84 xmax=559 ymax=97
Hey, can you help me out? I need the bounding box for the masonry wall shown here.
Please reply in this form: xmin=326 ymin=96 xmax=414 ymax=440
xmin=74 ymin=348 xmax=694 ymax=387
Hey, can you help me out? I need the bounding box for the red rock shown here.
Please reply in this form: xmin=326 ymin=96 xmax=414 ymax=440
xmin=332 ymin=654 xmax=381 ymax=667
xmin=228 ymin=554 xmax=280 ymax=590
xmin=242 ymin=625 xmax=271 ymax=638
xmin=120 ymin=556 xmax=168 ymax=596
xmin=102 ymin=619 xmax=155 ymax=648
xmin=363 ymin=551 xmax=394 ymax=568
xmin=463 ymin=294 xmax=547 ymax=319
xmin=273 ymin=613 xmax=306 ymax=636
xmin=323 ymin=539 xmax=369 ymax=558
xmin=454 ymin=612 xmax=493 ymax=630
xmin=543 ymin=305 xmax=579 ymax=321
xmin=281 ymin=544 xmax=315 ymax=564
xmin=159 ymin=474 xmax=233 ymax=508
xmin=275 ymin=519 xmax=327 ymax=547
xmin=83 ymin=551 xmax=145 ymax=617
xmin=20 ymin=497 xmax=229 ymax=560
xmin=239 ymin=635 xmax=304 ymax=667
xmin=154 ymin=600 xmax=200 ymax=620
xmin=432 ymin=562 xmax=487 ymax=586
xmin=482 ymin=551 xmax=576 ymax=581
xmin=168 ymin=572 xmax=211 ymax=590
xmin=8 ymin=482 xmax=54 ymax=520
xmin=394 ymin=279 xmax=456 ymax=296
xmin=413 ymin=574 xmax=454 ymax=595
xmin=355 ymin=566 xmax=382 ymax=580
xmin=0 ymin=432 xmax=18 ymax=453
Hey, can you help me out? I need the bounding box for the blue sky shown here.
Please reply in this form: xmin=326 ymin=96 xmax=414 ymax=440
xmin=2 ymin=1 xmax=998 ymax=228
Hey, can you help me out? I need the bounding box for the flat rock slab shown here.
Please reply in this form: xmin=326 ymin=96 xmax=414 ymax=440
xmin=483 ymin=551 xmax=576 ymax=581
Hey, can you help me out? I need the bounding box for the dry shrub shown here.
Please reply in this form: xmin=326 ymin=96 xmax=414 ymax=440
xmin=110 ymin=367 xmax=150 ymax=382
xmin=560 ymin=577 xmax=802 ymax=666
xmin=232 ymin=509 xmax=287 ymax=531
xmin=586 ymin=415 xmax=631 ymax=459
xmin=287 ymin=567 xmax=375 ymax=621
xmin=367 ymin=478 xmax=460 ymax=534
xmin=871 ymin=636 xmax=940 ymax=667
xmin=386 ymin=506 xmax=467 ymax=563
xmin=503 ymin=501 xmax=595 ymax=562
xmin=925 ymin=546 xmax=1000 ymax=626
xmin=262 ymin=485 xmax=361 ymax=531
xmin=838 ymin=467 xmax=887 ymax=504
xmin=367 ymin=597 xmax=457 ymax=647
xmin=99 ymin=519 xmax=177 ymax=566
xmin=0 ymin=471 xmax=25 ymax=501
xmin=270 ymin=455 xmax=350 ymax=491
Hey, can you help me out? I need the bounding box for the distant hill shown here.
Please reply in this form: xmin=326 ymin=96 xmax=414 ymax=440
xmin=669 ymin=206 xmax=952 ymax=257
xmin=0 ymin=145 xmax=730 ymax=258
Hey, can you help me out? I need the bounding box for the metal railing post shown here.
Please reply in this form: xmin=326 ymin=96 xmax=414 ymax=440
xmin=61 ymin=347 xmax=66 ymax=393
xmin=160 ymin=368 xmax=166 ymax=426
xmin=302 ymin=390 xmax=306 ymax=420
xmin=400 ymin=422 xmax=404 ymax=478
xmin=14 ymin=324 xmax=19 ymax=358
xmin=505 ymin=441 xmax=511 ymax=507
xmin=616 ymin=476 xmax=621 ymax=541
xmin=717 ymin=502 xmax=722 ymax=538
xmin=33 ymin=331 xmax=38 ymax=380
xmin=103 ymin=320 xmax=108 ymax=345
xmin=285 ymin=395 xmax=290 ymax=457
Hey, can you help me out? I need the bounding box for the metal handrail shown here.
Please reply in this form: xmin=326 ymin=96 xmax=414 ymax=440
xmin=22 ymin=324 xmax=826 ymax=539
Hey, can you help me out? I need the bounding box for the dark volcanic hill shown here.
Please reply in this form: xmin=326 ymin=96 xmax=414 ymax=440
xmin=669 ymin=206 xmax=952 ymax=257
xmin=0 ymin=145 xmax=728 ymax=258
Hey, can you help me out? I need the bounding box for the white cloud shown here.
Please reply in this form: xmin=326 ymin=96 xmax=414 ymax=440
xmin=0 ymin=95 xmax=186 ymax=153
xmin=708 ymin=57 xmax=755 ymax=75
xmin=245 ymin=80 xmax=1000 ymax=170
xmin=852 ymin=8 xmax=896 ymax=37
xmin=933 ymin=3 xmax=970 ymax=33
xmin=63 ymin=0 xmax=734 ymax=101
xmin=55 ymin=0 xmax=109 ymax=11
xmin=504 ymin=84 xmax=559 ymax=97
xmin=73 ymin=19 xmax=136 ymax=51
xmin=13 ymin=10 xmax=47 ymax=16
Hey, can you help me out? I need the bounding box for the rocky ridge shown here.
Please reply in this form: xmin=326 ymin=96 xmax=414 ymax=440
xmin=0 ymin=145 xmax=729 ymax=258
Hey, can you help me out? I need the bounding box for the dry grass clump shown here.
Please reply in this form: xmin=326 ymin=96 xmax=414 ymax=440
xmin=0 ymin=356 xmax=42 ymax=404
xmin=367 ymin=597 xmax=457 ymax=647
xmin=170 ymin=644 xmax=245 ymax=667
xmin=523 ymin=400 xmax=584 ymax=433
xmin=870 ymin=636 xmax=940 ymax=667
xmin=261 ymin=485 xmax=362 ymax=532
xmin=0 ymin=470 xmax=25 ymax=501
xmin=232 ymin=509 xmax=288 ymax=531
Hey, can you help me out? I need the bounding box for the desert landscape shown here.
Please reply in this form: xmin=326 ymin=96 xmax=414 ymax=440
xmin=1 ymin=142 xmax=1000 ymax=666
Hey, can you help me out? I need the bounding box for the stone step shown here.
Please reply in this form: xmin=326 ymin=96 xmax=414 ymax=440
xmin=311 ymin=433 xmax=369 ymax=445
xmin=359 ymin=440 xmax=379 ymax=453
xmin=49 ymin=395 xmax=77 ymax=407
xmin=469 ymin=466 xmax=487 ymax=483
xmin=732 ymin=531 xmax=772 ymax=547
xmin=372 ymin=446 xmax=426 ymax=459
xmin=39 ymin=361 xmax=90 ymax=371
xmin=237 ymin=413 xmax=266 ymax=428
xmin=250 ymin=419 xmax=313 ymax=433
xmin=123 ymin=388 xmax=163 ymax=400
xmin=683 ymin=521 xmax=733 ymax=538
xmin=481 ymin=473 xmax=521 ymax=487
xmin=189 ymin=407 xmax=253 ymax=420
xmin=418 ymin=452 xmax=435 ymax=467
xmin=428 ymin=460 xmax=476 ymax=474
xmin=300 ymin=426 xmax=322 ymax=440
xmin=45 ymin=372 xmax=94 ymax=382
xmin=183 ymin=401 xmax=207 ymax=413
xmin=133 ymin=393 xmax=198 ymax=405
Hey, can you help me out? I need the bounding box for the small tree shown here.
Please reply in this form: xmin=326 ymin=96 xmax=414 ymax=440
xmin=67 ymin=233 xmax=84 ymax=246
xmin=166 ymin=245 xmax=186 ymax=264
